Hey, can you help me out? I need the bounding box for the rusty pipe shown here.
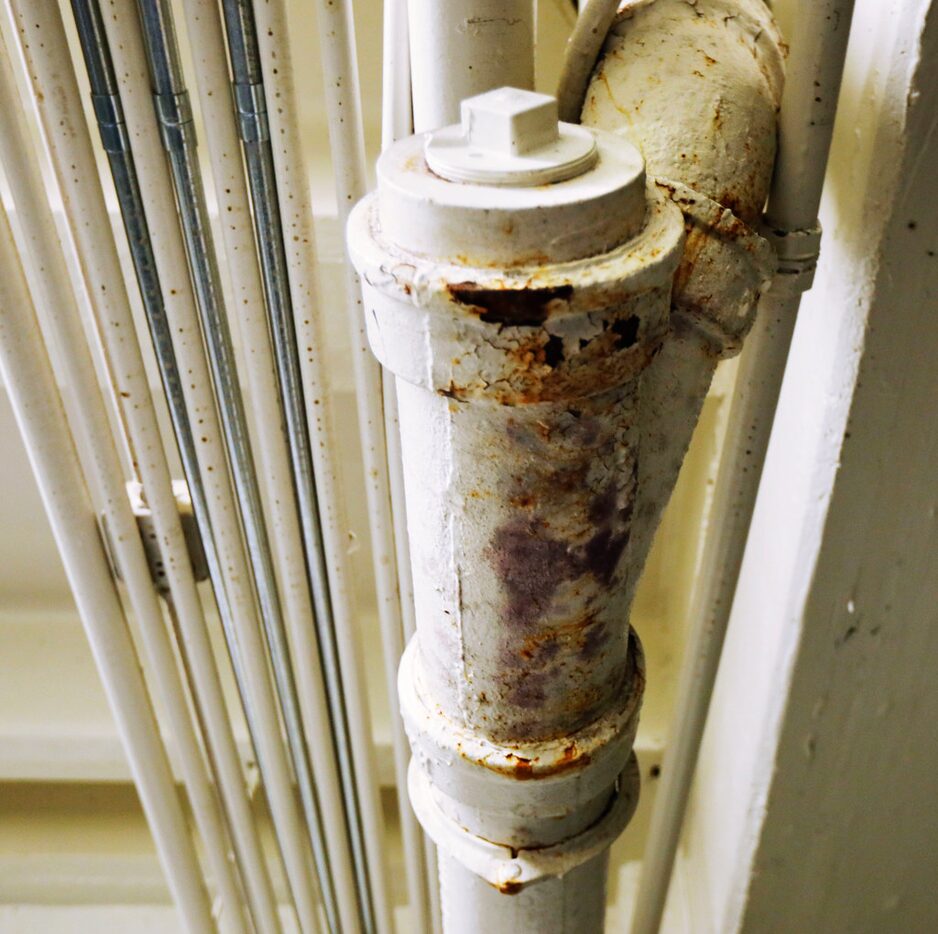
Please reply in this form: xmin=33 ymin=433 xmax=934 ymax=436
xmin=350 ymin=0 xmax=786 ymax=928
xmin=581 ymin=0 xmax=785 ymax=610
xmin=349 ymin=87 xmax=684 ymax=931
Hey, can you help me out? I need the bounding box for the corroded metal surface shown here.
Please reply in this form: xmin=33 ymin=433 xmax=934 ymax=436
xmin=348 ymin=2 xmax=784 ymax=919
xmin=351 ymin=178 xmax=683 ymax=745
xmin=583 ymin=0 xmax=784 ymax=227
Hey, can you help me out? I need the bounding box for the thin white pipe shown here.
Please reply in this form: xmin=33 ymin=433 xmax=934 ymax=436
xmin=181 ymin=4 xmax=362 ymax=930
xmin=99 ymin=6 xmax=325 ymax=932
xmin=379 ymin=2 xmax=435 ymax=931
xmin=250 ymin=4 xmax=391 ymax=932
xmin=311 ymin=2 xmax=398 ymax=930
xmin=406 ymin=0 xmax=535 ymax=130
xmin=631 ymin=2 xmax=857 ymax=931
xmin=0 ymin=206 xmax=214 ymax=934
xmin=8 ymin=3 xmax=281 ymax=930
xmin=556 ymin=0 xmax=621 ymax=122
xmin=0 ymin=24 xmax=247 ymax=931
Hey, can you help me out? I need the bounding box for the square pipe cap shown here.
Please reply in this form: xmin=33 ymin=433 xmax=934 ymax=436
xmin=426 ymin=87 xmax=599 ymax=186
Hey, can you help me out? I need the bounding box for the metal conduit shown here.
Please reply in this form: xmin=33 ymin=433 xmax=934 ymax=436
xmin=0 ymin=27 xmax=248 ymax=930
xmin=246 ymin=4 xmax=396 ymax=932
xmin=7 ymin=1 xmax=277 ymax=928
xmin=66 ymin=2 xmax=284 ymax=929
xmin=129 ymin=2 xmax=337 ymax=931
xmin=218 ymin=4 xmax=377 ymax=930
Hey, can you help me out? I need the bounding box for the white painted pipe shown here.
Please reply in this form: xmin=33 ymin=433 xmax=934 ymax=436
xmin=98 ymin=6 xmax=326 ymax=931
xmin=8 ymin=2 xmax=281 ymax=930
xmin=556 ymin=0 xmax=621 ymax=123
xmin=406 ymin=0 xmax=535 ymax=131
xmin=181 ymin=3 xmax=364 ymax=930
xmin=379 ymin=2 xmax=436 ymax=929
xmin=0 ymin=22 xmax=247 ymax=931
xmin=0 ymin=206 xmax=214 ymax=934
xmin=351 ymin=85 xmax=686 ymax=931
xmin=628 ymin=1 xmax=857 ymax=931
xmin=311 ymin=2 xmax=402 ymax=931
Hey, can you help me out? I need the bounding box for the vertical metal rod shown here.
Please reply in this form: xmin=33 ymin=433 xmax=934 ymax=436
xmin=67 ymin=3 xmax=283 ymax=930
xmin=0 ymin=23 xmax=246 ymax=929
xmin=0 ymin=207 xmax=215 ymax=934
xmin=130 ymin=1 xmax=330 ymax=929
xmin=220 ymin=3 xmax=376 ymax=931
xmin=247 ymin=6 xmax=392 ymax=934
xmin=630 ymin=2 xmax=857 ymax=931
xmin=178 ymin=0 xmax=363 ymax=928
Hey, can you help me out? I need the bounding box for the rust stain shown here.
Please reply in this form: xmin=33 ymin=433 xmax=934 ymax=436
xmin=488 ymin=472 xmax=637 ymax=631
xmin=447 ymin=281 xmax=574 ymax=327
xmin=474 ymin=744 xmax=593 ymax=782
xmin=496 ymin=880 xmax=523 ymax=895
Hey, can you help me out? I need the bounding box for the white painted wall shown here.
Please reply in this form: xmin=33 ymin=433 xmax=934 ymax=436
xmin=681 ymin=1 xmax=938 ymax=930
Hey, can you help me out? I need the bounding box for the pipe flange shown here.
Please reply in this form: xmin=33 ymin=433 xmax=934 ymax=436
xmin=400 ymin=629 xmax=645 ymax=822
xmin=659 ymin=178 xmax=777 ymax=357
xmin=348 ymin=180 xmax=684 ymax=405
xmin=409 ymin=753 xmax=641 ymax=893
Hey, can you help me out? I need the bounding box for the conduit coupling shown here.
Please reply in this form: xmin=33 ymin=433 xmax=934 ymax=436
xmin=349 ymin=88 xmax=684 ymax=931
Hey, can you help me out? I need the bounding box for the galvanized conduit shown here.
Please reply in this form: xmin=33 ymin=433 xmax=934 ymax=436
xmin=66 ymin=1 xmax=283 ymax=930
xmin=218 ymin=4 xmax=378 ymax=930
xmin=130 ymin=1 xmax=338 ymax=930
xmin=0 ymin=25 xmax=248 ymax=931
xmin=311 ymin=1 xmax=402 ymax=931
xmin=92 ymin=8 xmax=326 ymax=931
xmin=0 ymin=203 xmax=215 ymax=934
xmin=6 ymin=1 xmax=279 ymax=929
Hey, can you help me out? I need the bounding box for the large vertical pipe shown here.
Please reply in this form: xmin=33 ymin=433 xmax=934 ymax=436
xmin=0 ymin=207 xmax=214 ymax=934
xmin=97 ymin=4 xmax=324 ymax=930
xmin=630 ymin=2 xmax=857 ymax=931
xmin=0 ymin=25 xmax=247 ymax=930
xmin=351 ymin=87 xmax=684 ymax=931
